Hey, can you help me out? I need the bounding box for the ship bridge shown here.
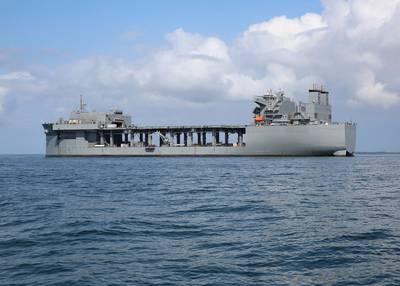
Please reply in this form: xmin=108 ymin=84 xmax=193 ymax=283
xmin=253 ymin=84 xmax=332 ymax=125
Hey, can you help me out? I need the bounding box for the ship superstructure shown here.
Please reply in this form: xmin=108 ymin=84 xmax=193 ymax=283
xmin=43 ymin=86 xmax=356 ymax=156
xmin=253 ymin=84 xmax=332 ymax=125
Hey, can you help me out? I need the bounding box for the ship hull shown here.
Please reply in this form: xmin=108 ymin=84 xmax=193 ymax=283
xmin=45 ymin=123 xmax=356 ymax=157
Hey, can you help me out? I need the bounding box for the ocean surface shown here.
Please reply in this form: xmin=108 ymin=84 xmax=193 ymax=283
xmin=0 ymin=154 xmax=400 ymax=286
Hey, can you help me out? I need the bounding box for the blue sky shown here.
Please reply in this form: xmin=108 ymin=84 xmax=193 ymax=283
xmin=1 ymin=1 xmax=322 ymax=62
xmin=0 ymin=0 xmax=399 ymax=153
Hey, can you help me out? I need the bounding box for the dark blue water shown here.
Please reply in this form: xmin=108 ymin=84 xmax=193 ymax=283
xmin=1 ymin=155 xmax=400 ymax=285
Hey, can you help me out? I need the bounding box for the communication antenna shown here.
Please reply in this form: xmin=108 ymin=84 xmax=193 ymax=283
xmin=79 ymin=94 xmax=86 ymax=112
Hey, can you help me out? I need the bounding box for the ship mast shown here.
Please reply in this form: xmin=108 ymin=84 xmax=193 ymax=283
xmin=79 ymin=94 xmax=86 ymax=112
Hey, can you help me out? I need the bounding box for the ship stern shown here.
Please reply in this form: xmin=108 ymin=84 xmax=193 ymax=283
xmin=333 ymin=123 xmax=356 ymax=156
xmin=345 ymin=122 xmax=356 ymax=156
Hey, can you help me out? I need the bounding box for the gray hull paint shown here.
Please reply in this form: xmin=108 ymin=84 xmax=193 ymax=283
xmin=45 ymin=123 xmax=356 ymax=157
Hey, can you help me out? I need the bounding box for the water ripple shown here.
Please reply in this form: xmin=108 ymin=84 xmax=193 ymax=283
xmin=0 ymin=154 xmax=400 ymax=285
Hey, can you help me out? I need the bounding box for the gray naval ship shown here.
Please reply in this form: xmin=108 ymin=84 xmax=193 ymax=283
xmin=43 ymin=85 xmax=356 ymax=156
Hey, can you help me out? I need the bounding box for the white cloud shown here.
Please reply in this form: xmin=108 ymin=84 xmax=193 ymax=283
xmin=57 ymin=57 xmax=137 ymax=91
xmin=232 ymin=0 xmax=400 ymax=107
xmin=243 ymin=13 xmax=327 ymax=53
xmin=354 ymin=69 xmax=400 ymax=108
xmin=0 ymin=71 xmax=34 ymax=81
xmin=130 ymin=28 xmax=233 ymax=103
xmin=0 ymin=86 xmax=9 ymax=113
xmin=0 ymin=71 xmax=49 ymax=113
xmin=2 ymin=0 xmax=400 ymax=113
xmin=166 ymin=28 xmax=230 ymax=61
xmin=0 ymin=71 xmax=37 ymax=94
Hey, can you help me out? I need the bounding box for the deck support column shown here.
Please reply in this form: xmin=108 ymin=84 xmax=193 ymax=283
xmin=100 ymin=131 xmax=104 ymax=145
xmin=212 ymin=130 xmax=216 ymax=146
xmin=183 ymin=133 xmax=188 ymax=146
xmin=225 ymin=132 xmax=229 ymax=146
xmin=176 ymin=133 xmax=181 ymax=145
xmin=202 ymin=132 xmax=207 ymax=146
xmin=130 ymin=132 xmax=135 ymax=146
xmin=187 ymin=132 xmax=193 ymax=146
xmin=109 ymin=131 xmax=114 ymax=146
xmin=238 ymin=131 xmax=243 ymax=146
xmin=144 ymin=133 xmax=148 ymax=146
xmin=197 ymin=132 xmax=201 ymax=145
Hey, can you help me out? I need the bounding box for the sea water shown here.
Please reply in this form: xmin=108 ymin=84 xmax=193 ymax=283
xmin=0 ymin=154 xmax=400 ymax=285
